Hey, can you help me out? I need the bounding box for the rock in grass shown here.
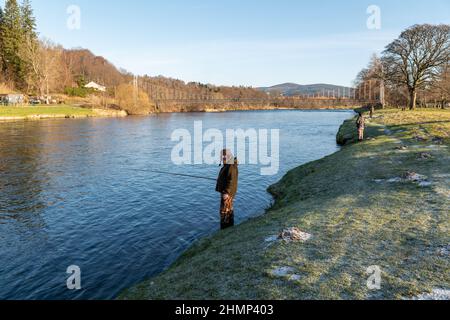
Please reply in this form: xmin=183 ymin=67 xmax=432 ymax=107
xmin=289 ymin=274 xmax=302 ymax=281
xmin=386 ymin=172 xmax=432 ymax=187
xmin=268 ymin=267 xmax=302 ymax=282
xmin=402 ymin=171 xmax=427 ymax=182
xmin=278 ymin=227 xmax=312 ymax=243
xmin=269 ymin=266 xmax=295 ymax=277
xmin=264 ymin=227 xmax=312 ymax=247
xmin=418 ymin=152 xmax=433 ymax=160
xmin=264 ymin=235 xmax=278 ymax=243
xmin=388 ymin=177 xmax=403 ymax=183
xmin=438 ymin=245 xmax=450 ymax=257
xmin=418 ymin=181 xmax=432 ymax=187
xmin=432 ymin=137 xmax=444 ymax=145
xmin=403 ymin=171 xmax=432 ymax=187
xmin=414 ymin=135 xmax=428 ymax=142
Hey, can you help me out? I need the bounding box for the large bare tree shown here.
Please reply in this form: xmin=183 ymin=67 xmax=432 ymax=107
xmin=21 ymin=37 xmax=64 ymax=98
xmin=382 ymin=24 xmax=450 ymax=110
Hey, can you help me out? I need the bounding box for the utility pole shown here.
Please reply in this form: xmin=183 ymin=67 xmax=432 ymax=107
xmin=379 ymin=81 xmax=385 ymax=107
xmin=133 ymin=75 xmax=138 ymax=108
xmin=380 ymin=64 xmax=386 ymax=108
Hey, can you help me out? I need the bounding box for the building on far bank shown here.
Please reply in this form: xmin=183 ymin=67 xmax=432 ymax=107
xmin=85 ymin=81 xmax=107 ymax=92
xmin=0 ymin=94 xmax=25 ymax=106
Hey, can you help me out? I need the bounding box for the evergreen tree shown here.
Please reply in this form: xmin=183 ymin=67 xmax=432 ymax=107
xmin=0 ymin=0 xmax=38 ymax=90
xmin=19 ymin=0 xmax=38 ymax=92
xmin=0 ymin=5 xmax=5 ymax=76
xmin=20 ymin=0 xmax=37 ymax=38
xmin=0 ymin=0 xmax=25 ymax=87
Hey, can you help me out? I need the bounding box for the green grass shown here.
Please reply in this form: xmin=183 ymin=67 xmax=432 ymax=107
xmin=0 ymin=105 xmax=95 ymax=118
xmin=120 ymin=108 xmax=450 ymax=300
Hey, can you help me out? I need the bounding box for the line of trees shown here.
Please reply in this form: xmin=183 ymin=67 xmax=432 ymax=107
xmin=137 ymin=75 xmax=268 ymax=102
xmin=356 ymin=24 xmax=450 ymax=110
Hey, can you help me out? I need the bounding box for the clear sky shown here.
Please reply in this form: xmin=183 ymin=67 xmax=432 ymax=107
xmin=2 ymin=0 xmax=449 ymax=87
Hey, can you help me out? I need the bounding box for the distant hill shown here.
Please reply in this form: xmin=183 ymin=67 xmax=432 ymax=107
xmin=258 ymin=83 xmax=354 ymax=97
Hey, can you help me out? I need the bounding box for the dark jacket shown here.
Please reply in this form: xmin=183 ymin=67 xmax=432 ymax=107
xmin=216 ymin=164 xmax=239 ymax=197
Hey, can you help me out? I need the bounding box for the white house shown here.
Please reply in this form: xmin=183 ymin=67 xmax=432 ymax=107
xmin=85 ymin=81 xmax=107 ymax=92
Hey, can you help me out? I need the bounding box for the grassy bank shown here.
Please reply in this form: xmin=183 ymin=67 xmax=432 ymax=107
xmin=120 ymin=108 xmax=449 ymax=300
xmin=0 ymin=105 xmax=127 ymax=121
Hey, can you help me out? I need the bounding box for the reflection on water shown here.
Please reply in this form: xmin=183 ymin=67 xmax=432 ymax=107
xmin=0 ymin=110 xmax=353 ymax=299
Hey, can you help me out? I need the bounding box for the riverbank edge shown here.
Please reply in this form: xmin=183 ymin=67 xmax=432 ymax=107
xmin=0 ymin=106 xmax=128 ymax=122
xmin=118 ymin=107 xmax=449 ymax=300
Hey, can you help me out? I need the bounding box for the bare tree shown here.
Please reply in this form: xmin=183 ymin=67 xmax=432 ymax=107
xmin=20 ymin=34 xmax=41 ymax=94
xmin=354 ymin=54 xmax=386 ymax=105
xmin=382 ymin=24 xmax=450 ymax=110
xmin=21 ymin=37 xmax=64 ymax=99
xmin=427 ymin=63 xmax=450 ymax=108
xmin=115 ymin=83 xmax=155 ymax=115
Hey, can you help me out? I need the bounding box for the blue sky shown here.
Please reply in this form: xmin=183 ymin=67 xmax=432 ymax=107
xmin=2 ymin=0 xmax=449 ymax=87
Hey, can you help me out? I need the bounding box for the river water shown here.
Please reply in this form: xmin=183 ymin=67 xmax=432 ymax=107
xmin=0 ymin=110 xmax=353 ymax=299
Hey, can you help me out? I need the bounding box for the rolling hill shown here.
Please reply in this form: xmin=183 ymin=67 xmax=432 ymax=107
xmin=258 ymin=83 xmax=354 ymax=97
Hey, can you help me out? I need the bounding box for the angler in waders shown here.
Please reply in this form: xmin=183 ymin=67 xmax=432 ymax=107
xmin=370 ymin=106 xmax=375 ymax=119
xmin=356 ymin=112 xmax=366 ymax=142
xmin=216 ymin=149 xmax=239 ymax=230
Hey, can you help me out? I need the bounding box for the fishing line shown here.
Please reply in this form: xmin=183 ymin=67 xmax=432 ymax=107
xmin=133 ymin=169 xmax=217 ymax=181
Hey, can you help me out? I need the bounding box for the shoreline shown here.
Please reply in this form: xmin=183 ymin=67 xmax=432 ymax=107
xmin=0 ymin=106 xmax=128 ymax=122
xmin=119 ymin=108 xmax=450 ymax=300
xmin=0 ymin=105 xmax=355 ymax=123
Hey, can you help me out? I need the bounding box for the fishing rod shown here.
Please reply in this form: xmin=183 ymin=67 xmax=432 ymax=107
xmin=130 ymin=156 xmax=239 ymax=182
xmin=133 ymin=169 xmax=217 ymax=181
xmin=128 ymin=155 xmax=257 ymax=182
